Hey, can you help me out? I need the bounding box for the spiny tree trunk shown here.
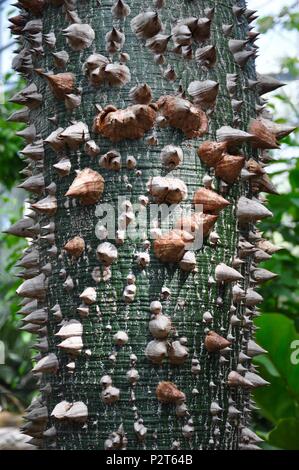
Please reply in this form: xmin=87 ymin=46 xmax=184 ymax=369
xmin=8 ymin=0 xmax=291 ymax=450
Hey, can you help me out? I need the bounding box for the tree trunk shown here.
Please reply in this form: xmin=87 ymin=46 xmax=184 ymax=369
xmin=9 ymin=0 xmax=286 ymax=450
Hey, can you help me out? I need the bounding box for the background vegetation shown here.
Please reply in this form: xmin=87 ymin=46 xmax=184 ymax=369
xmin=251 ymin=3 xmax=299 ymax=449
xmin=0 ymin=74 xmax=36 ymax=416
xmin=0 ymin=2 xmax=298 ymax=448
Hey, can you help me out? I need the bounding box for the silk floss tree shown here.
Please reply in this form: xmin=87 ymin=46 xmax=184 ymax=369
xmin=6 ymin=0 xmax=294 ymax=450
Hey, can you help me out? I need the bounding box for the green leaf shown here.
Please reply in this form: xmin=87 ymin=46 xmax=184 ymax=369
xmin=268 ymin=419 xmax=299 ymax=449
xmin=255 ymin=314 xmax=299 ymax=400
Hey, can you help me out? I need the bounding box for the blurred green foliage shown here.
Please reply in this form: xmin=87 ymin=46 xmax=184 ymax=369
xmin=0 ymin=73 xmax=24 ymax=188
xmin=0 ymin=3 xmax=298 ymax=447
xmin=257 ymin=3 xmax=299 ymax=33
xmin=252 ymin=2 xmax=299 ymax=450
xmin=0 ymin=75 xmax=35 ymax=412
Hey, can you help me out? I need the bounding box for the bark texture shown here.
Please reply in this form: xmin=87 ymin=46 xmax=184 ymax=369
xmin=10 ymin=0 xmax=283 ymax=450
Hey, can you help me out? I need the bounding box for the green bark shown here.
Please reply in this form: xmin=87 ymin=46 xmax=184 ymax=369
xmin=17 ymin=0 xmax=260 ymax=450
